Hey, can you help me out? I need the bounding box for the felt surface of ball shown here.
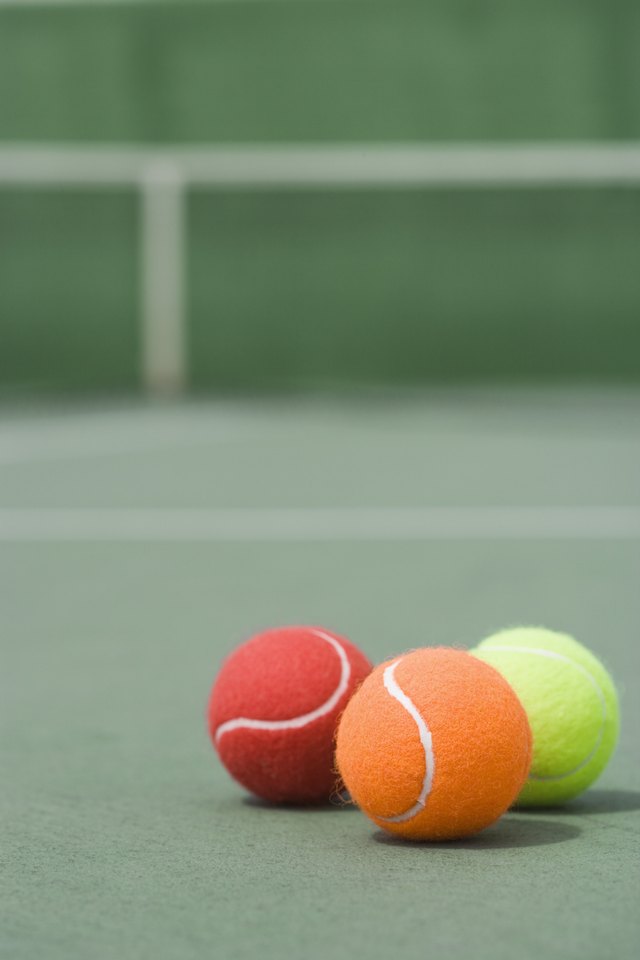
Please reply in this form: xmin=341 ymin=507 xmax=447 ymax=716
xmin=472 ymin=627 xmax=620 ymax=806
xmin=208 ymin=626 xmax=372 ymax=804
xmin=335 ymin=647 xmax=532 ymax=840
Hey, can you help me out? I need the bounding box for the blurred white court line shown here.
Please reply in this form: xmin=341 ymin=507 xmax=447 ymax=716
xmin=0 ymin=432 xmax=237 ymax=465
xmin=0 ymin=408 xmax=255 ymax=464
xmin=1 ymin=507 xmax=640 ymax=540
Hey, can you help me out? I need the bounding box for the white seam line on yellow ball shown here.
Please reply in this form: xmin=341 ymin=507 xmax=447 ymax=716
xmin=377 ymin=659 xmax=435 ymax=824
xmin=214 ymin=631 xmax=351 ymax=742
xmin=480 ymin=644 xmax=607 ymax=782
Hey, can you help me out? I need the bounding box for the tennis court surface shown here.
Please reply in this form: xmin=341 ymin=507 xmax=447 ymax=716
xmin=2 ymin=388 xmax=639 ymax=960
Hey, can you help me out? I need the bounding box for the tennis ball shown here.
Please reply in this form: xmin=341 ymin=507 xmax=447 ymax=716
xmin=472 ymin=627 xmax=620 ymax=806
xmin=336 ymin=648 xmax=532 ymax=840
xmin=208 ymin=625 xmax=372 ymax=804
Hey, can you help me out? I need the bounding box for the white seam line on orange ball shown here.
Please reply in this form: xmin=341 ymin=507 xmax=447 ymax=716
xmin=480 ymin=644 xmax=607 ymax=782
xmin=377 ymin=658 xmax=435 ymax=824
xmin=214 ymin=630 xmax=351 ymax=742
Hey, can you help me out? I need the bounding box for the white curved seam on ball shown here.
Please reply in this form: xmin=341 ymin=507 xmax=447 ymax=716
xmin=214 ymin=630 xmax=351 ymax=742
xmin=376 ymin=658 xmax=435 ymax=824
xmin=480 ymin=644 xmax=608 ymax=782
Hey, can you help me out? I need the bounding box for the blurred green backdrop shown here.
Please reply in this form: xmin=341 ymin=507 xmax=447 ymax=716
xmin=1 ymin=0 xmax=639 ymax=394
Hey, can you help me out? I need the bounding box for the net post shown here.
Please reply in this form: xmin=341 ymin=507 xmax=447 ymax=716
xmin=140 ymin=160 xmax=187 ymax=395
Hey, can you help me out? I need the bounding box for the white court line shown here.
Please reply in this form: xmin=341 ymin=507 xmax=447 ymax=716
xmin=0 ymin=425 xmax=246 ymax=464
xmin=1 ymin=507 xmax=640 ymax=540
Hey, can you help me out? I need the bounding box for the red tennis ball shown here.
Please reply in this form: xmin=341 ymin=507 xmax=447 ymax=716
xmin=208 ymin=626 xmax=373 ymax=803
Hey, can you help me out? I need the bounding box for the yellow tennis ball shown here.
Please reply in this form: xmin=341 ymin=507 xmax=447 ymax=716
xmin=472 ymin=627 xmax=620 ymax=806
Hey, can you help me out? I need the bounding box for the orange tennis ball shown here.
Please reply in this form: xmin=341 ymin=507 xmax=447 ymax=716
xmin=336 ymin=648 xmax=532 ymax=840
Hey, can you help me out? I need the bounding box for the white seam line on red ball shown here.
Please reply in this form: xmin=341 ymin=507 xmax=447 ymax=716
xmin=480 ymin=644 xmax=608 ymax=782
xmin=214 ymin=630 xmax=351 ymax=742
xmin=377 ymin=658 xmax=435 ymax=824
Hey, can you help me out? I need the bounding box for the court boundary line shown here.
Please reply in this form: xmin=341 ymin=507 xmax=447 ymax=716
xmin=1 ymin=507 xmax=640 ymax=540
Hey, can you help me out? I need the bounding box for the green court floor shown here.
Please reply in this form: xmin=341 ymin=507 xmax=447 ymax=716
xmin=2 ymin=388 xmax=639 ymax=960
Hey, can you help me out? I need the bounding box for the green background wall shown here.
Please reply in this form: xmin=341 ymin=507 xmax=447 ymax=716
xmin=0 ymin=190 xmax=139 ymax=394
xmin=1 ymin=0 xmax=639 ymax=393
xmin=189 ymin=188 xmax=640 ymax=388
xmin=2 ymin=1 xmax=639 ymax=143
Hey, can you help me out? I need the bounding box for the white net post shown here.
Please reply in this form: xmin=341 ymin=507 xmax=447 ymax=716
xmin=140 ymin=160 xmax=186 ymax=395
